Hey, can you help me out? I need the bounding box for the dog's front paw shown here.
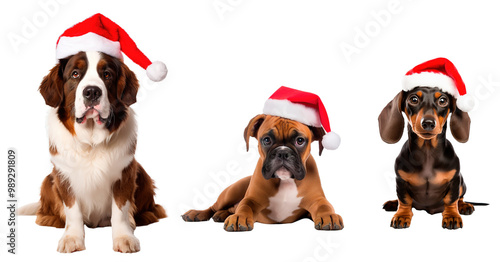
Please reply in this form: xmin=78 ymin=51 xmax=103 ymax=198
xmin=224 ymin=214 xmax=254 ymax=232
xmin=442 ymin=213 xmax=463 ymax=230
xmin=113 ymin=235 xmax=141 ymax=253
xmin=57 ymin=235 xmax=85 ymax=253
xmin=314 ymin=213 xmax=344 ymax=230
xmin=391 ymin=214 xmax=412 ymax=229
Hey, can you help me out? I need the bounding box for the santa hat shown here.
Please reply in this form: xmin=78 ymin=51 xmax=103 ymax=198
xmin=263 ymin=86 xmax=340 ymax=150
xmin=403 ymin=57 xmax=474 ymax=112
xmin=55 ymin=13 xmax=167 ymax=82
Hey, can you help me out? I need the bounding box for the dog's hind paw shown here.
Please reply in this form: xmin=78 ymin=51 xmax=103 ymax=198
xmin=383 ymin=200 xmax=398 ymax=212
xmin=213 ymin=210 xmax=232 ymax=223
xmin=458 ymin=201 xmax=475 ymax=215
xmin=182 ymin=208 xmax=214 ymax=222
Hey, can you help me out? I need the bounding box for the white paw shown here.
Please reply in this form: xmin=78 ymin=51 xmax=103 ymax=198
xmin=57 ymin=235 xmax=85 ymax=253
xmin=113 ymin=235 xmax=140 ymax=253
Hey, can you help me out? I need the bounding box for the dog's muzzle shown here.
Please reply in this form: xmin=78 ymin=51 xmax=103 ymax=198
xmin=262 ymin=146 xmax=306 ymax=180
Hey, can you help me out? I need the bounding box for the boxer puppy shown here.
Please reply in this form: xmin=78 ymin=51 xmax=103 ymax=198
xmin=182 ymin=114 xmax=343 ymax=231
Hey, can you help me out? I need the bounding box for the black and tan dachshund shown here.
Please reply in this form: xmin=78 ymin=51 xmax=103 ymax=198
xmin=378 ymin=87 xmax=485 ymax=230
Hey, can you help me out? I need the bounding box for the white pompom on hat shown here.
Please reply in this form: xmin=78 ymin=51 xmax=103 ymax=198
xmin=55 ymin=13 xmax=167 ymax=82
xmin=263 ymin=86 xmax=340 ymax=150
xmin=402 ymin=57 xmax=473 ymax=112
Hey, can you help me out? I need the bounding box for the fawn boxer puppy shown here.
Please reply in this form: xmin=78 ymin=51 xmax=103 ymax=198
xmin=183 ymin=86 xmax=344 ymax=231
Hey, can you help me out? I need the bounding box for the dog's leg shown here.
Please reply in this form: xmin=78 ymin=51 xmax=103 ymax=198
xmin=57 ymin=202 xmax=85 ymax=253
xmin=442 ymin=177 xmax=463 ymax=229
xmin=391 ymin=176 xmax=413 ymax=228
xmin=223 ymin=198 xmax=258 ymax=232
xmin=35 ymin=174 xmax=65 ymax=228
xmin=133 ymin=163 xmax=166 ymax=226
xmin=458 ymin=198 xmax=474 ymax=215
xmin=303 ymin=198 xmax=343 ymax=230
xmin=457 ymin=181 xmax=474 ymax=215
xmin=182 ymin=176 xmax=251 ymax=222
xmin=111 ymin=198 xmax=140 ymax=253
xmin=382 ymin=200 xmax=399 ymax=211
xmin=391 ymin=195 xmax=413 ymax=229
xmin=111 ymin=161 xmax=140 ymax=253
xmin=213 ymin=209 xmax=233 ymax=222
xmin=443 ymin=200 xmax=462 ymax=229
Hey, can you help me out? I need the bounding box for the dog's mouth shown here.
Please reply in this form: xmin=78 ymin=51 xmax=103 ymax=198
xmin=274 ymin=166 xmax=292 ymax=180
xmin=76 ymin=108 xmax=108 ymax=125
xmin=415 ymin=132 xmax=438 ymax=140
xmin=264 ymin=162 xmax=305 ymax=181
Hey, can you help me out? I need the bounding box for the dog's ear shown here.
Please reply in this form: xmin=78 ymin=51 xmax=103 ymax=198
xmin=244 ymin=114 xmax=266 ymax=151
xmin=378 ymin=91 xmax=405 ymax=144
xmin=117 ymin=63 xmax=139 ymax=107
xmin=39 ymin=63 xmax=64 ymax=107
xmin=309 ymin=126 xmax=326 ymax=156
xmin=450 ymin=104 xmax=471 ymax=143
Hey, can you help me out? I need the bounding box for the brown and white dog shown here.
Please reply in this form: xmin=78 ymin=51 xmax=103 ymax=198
xmin=19 ymin=51 xmax=166 ymax=253
xmin=182 ymin=114 xmax=343 ymax=231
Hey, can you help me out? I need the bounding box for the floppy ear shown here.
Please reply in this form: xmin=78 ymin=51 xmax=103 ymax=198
xmin=450 ymin=105 xmax=471 ymax=143
xmin=117 ymin=63 xmax=139 ymax=107
xmin=39 ymin=63 xmax=64 ymax=107
xmin=309 ymin=126 xmax=326 ymax=156
xmin=243 ymin=114 xmax=266 ymax=151
xmin=378 ymin=91 xmax=405 ymax=144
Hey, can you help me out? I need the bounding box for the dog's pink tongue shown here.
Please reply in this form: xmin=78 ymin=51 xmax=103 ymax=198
xmin=86 ymin=109 xmax=99 ymax=119
xmin=275 ymin=167 xmax=291 ymax=180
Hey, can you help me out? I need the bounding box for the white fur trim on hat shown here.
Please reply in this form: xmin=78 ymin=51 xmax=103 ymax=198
xmin=56 ymin=32 xmax=123 ymax=60
xmin=322 ymin=132 xmax=340 ymax=150
xmin=456 ymin=93 xmax=475 ymax=112
xmin=146 ymin=61 xmax=168 ymax=82
xmin=403 ymin=71 xmax=459 ymax=98
xmin=263 ymin=99 xmax=321 ymax=127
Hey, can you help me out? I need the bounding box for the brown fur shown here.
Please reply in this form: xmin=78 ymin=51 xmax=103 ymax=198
xmin=34 ymin=52 xmax=166 ymax=230
xmin=183 ymin=115 xmax=343 ymax=231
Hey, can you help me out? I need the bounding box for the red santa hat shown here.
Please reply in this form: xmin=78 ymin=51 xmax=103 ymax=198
xmin=403 ymin=57 xmax=474 ymax=112
xmin=263 ymin=86 xmax=340 ymax=150
xmin=55 ymin=13 xmax=167 ymax=82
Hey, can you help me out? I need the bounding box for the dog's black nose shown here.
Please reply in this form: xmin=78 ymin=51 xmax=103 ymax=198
xmin=277 ymin=150 xmax=290 ymax=160
xmin=421 ymin=118 xmax=436 ymax=131
xmin=274 ymin=147 xmax=293 ymax=161
xmin=83 ymin=86 xmax=102 ymax=102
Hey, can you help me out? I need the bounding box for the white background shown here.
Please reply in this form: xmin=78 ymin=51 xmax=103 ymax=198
xmin=1 ymin=0 xmax=499 ymax=261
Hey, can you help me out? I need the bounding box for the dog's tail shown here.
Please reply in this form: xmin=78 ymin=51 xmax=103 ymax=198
xmin=466 ymin=201 xmax=489 ymax=206
xmin=18 ymin=202 xmax=40 ymax=216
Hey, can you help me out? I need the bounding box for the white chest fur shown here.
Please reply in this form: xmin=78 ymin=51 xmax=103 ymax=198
xmin=47 ymin=108 xmax=137 ymax=224
xmin=267 ymin=179 xmax=303 ymax=222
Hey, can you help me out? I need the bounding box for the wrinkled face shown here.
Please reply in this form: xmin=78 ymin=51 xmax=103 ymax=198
xmin=256 ymin=116 xmax=314 ymax=180
xmin=39 ymin=51 xmax=139 ymax=139
xmin=404 ymin=87 xmax=452 ymax=140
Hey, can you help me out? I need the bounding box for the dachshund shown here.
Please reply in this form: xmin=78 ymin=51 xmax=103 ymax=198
xmin=378 ymin=86 xmax=485 ymax=229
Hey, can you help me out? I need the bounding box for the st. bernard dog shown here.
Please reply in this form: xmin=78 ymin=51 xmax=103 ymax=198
xmin=20 ymin=51 xmax=166 ymax=253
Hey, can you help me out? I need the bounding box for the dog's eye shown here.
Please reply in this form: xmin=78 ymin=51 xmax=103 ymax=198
xmin=409 ymin=95 xmax=419 ymax=105
xmin=262 ymin=137 xmax=272 ymax=146
xmin=438 ymin=96 xmax=449 ymax=107
xmin=103 ymin=71 xmax=111 ymax=80
xmin=71 ymin=70 xmax=80 ymax=79
xmin=296 ymin=137 xmax=306 ymax=146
